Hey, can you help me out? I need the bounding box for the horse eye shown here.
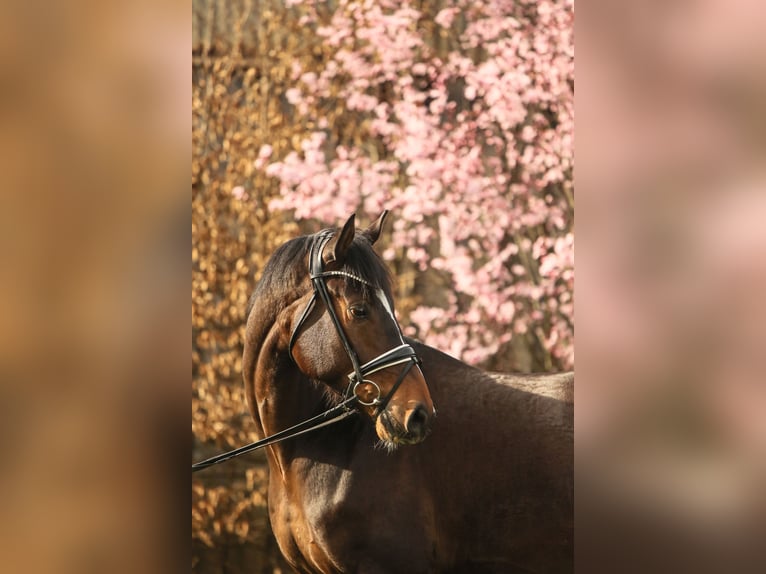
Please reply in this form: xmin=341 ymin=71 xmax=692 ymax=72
xmin=348 ymin=305 xmax=368 ymax=319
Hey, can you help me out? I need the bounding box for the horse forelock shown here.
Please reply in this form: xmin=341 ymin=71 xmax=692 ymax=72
xmin=340 ymin=233 xmax=393 ymax=298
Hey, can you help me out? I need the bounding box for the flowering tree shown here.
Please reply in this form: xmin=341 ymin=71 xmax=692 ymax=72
xmin=257 ymin=0 xmax=574 ymax=370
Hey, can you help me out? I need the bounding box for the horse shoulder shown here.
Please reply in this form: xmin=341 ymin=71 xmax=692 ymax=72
xmin=274 ymin=449 xmax=437 ymax=574
xmin=266 ymin=458 xmax=351 ymax=574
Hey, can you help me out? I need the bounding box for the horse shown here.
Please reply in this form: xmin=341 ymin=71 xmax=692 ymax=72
xmin=242 ymin=211 xmax=573 ymax=573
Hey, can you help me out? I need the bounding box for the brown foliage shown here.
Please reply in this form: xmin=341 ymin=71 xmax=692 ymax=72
xmin=191 ymin=7 xmax=303 ymax=565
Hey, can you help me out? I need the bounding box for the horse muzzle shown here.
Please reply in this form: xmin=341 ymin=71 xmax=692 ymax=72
xmin=376 ymin=403 xmax=433 ymax=446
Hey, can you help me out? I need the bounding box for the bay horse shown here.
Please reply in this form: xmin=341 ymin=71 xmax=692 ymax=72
xmin=243 ymin=212 xmax=573 ymax=573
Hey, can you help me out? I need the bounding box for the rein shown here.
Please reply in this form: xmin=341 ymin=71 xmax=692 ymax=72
xmin=191 ymin=229 xmax=422 ymax=473
xmin=191 ymin=397 xmax=357 ymax=473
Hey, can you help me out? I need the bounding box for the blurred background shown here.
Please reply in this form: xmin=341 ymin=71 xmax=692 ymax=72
xmin=577 ymin=0 xmax=766 ymax=571
xmin=192 ymin=1 xmax=573 ymax=571
xmin=0 ymin=1 xmax=189 ymax=573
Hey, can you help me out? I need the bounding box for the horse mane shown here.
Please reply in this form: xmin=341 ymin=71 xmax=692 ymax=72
xmin=246 ymin=236 xmax=308 ymax=319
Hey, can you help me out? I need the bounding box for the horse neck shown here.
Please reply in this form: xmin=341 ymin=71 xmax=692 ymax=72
xmin=244 ymin=293 xmax=329 ymax=448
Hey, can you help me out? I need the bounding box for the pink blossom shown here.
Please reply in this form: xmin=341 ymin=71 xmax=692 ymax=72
xmin=253 ymin=144 xmax=274 ymax=169
xmin=434 ymin=8 xmax=457 ymax=29
xmin=285 ymin=88 xmax=302 ymax=105
xmin=254 ymin=0 xmax=574 ymax=369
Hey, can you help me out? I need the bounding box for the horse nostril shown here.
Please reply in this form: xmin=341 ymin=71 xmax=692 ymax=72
xmin=406 ymin=405 xmax=430 ymax=436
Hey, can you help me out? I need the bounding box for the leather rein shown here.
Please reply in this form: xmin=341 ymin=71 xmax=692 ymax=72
xmin=192 ymin=230 xmax=421 ymax=473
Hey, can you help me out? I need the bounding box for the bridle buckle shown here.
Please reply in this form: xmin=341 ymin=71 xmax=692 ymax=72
xmin=352 ymin=379 xmax=382 ymax=406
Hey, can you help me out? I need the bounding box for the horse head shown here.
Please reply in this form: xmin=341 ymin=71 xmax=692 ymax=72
xmin=286 ymin=212 xmax=435 ymax=448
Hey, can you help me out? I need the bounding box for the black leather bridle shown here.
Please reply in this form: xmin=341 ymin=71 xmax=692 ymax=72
xmin=192 ymin=229 xmax=422 ymax=473
xmin=288 ymin=229 xmax=422 ymax=412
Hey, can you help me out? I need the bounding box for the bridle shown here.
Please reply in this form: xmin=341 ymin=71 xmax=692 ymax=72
xmin=192 ymin=229 xmax=422 ymax=473
xmin=288 ymin=229 xmax=422 ymax=412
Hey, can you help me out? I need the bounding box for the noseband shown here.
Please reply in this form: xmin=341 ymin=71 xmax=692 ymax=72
xmin=288 ymin=229 xmax=421 ymax=412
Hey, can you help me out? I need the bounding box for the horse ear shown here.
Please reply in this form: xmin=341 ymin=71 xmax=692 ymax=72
xmin=362 ymin=210 xmax=389 ymax=245
xmin=324 ymin=213 xmax=356 ymax=264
